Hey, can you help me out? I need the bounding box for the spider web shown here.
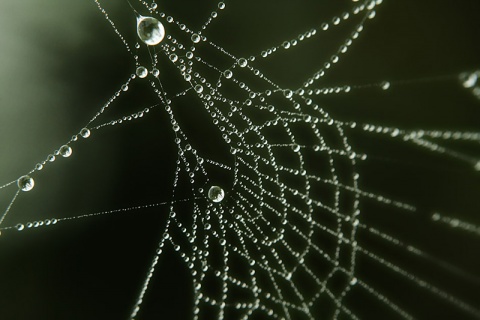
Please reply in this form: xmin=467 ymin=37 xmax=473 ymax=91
xmin=0 ymin=0 xmax=479 ymax=319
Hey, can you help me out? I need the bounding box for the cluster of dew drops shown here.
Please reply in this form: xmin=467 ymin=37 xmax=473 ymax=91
xmin=16 ymin=3 xmax=229 ymax=206
xmin=16 ymin=128 xmax=91 ymax=194
xmin=133 ymin=3 xmax=228 ymax=203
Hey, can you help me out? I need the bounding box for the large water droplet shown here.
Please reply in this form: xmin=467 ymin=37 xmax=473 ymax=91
xmin=137 ymin=16 xmax=165 ymax=46
xmin=208 ymin=186 xmax=225 ymax=203
xmin=17 ymin=175 xmax=34 ymax=192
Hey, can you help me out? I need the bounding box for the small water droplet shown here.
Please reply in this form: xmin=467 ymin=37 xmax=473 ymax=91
xmin=170 ymin=54 xmax=178 ymax=62
xmin=195 ymin=84 xmax=204 ymax=93
xmin=16 ymin=223 xmax=25 ymax=231
xmin=152 ymin=68 xmax=160 ymax=77
xmin=80 ymin=128 xmax=91 ymax=138
xmin=208 ymin=186 xmax=225 ymax=203
xmin=136 ymin=66 xmax=148 ymax=78
xmin=59 ymin=145 xmax=72 ymax=158
xmin=17 ymin=175 xmax=34 ymax=192
xmin=238 ymin=58 xmax=247 ymax=67
xmin=224 ymin=70 xmax=233 ymax=79
xmin=191 ymin=33 xmax=201 ymax=43
xmin=460 ymin=72 xmax=478 ymax=88
xmin=381 ymin=81 xmax=390 ymax=90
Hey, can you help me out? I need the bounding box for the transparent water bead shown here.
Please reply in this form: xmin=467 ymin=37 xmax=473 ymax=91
xmin=191 ymin=33 xmax=201 ymax=43
xmin=238 ymin=58 xmax=248 ymax=67
xmin=151 ymin=68 xmax=160 ymax=77
xmin=208 ymin=186 xmax=225 ymax=203
xmin=80 ymin=128 xmax=91 ymax=138
xmin=224 ymin=70 xmax=233 ymax=79
xmin=137 ymin=16 xmax=165 ymax=46
xmin=136 ymin=66 xmax=148 ymax=78
xmin=381 ymin=81 xmax=391 ymax=90
xmin=460 ymin=72 xmax=478 ymax=88
xmin=284 ymin=90 xmax=293 ymax=98
xmin=59 ymin=145 xmax=72 ymax=158
xmin=17 ymin=175 xmax=34 ymax=192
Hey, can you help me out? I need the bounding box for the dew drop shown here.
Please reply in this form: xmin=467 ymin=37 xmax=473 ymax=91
xmin=121 ymin=84 xmax=129 ymax=91
xmin=59 ymin=145 xmax=72 ymax=158
xmin=224 ymin=70 xmax=233 ymax=79
xmin=381 ymin=81 xmax=390 ymax=90
xmin=16 ymin=223 xmax=25 ymax=231
xmin=284 ymin=90 xmax=293 ymax=98
xmin=80 ymin=128 xmax=91 ymax=138
xmin=292 ymin=144 xmax=301 ymax=152
xmin=170 ymin=54 xmax=178 ymax=62
xmin=136 ymin=66 xmax=148 ymax=78
xmin=460 ymin=72 xmax=478 ymax=88
xmin=137 ymin=16 xmax=165 ymax=46
xmin=152 ymin=68 xmax=160 ymax=77
xmin=35 ymin=163 xmax=43 ymax=171
xmin=350 ymin=277 xmax=358 ymax=285
xmin=238 ymin=58 xmax=248 ymax=67
xmin=17 ymin=175 xmax=34 ymax=192
xmin=191 ymin=33 xmax=201 ymax=43
xmin=208 ymin=186 xmax=225 ymax=203
xmin=195 ymin=84 xmax=204 ymax=93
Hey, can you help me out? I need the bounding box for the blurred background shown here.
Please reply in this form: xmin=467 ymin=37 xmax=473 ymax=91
xmin=0 ymin=0 xmax=479 ymax=319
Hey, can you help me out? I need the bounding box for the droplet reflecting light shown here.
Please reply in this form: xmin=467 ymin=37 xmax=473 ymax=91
xmin=17 ymin=175 xmax=34 ymax=192
xmin=137 ymin=16 xmax=165 ymax=46
xmin=208 ymin=186 xmax=225 ymax=203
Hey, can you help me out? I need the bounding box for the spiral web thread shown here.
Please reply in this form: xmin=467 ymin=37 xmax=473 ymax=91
xmin=1 ymin=0 xmax=480 ymax=319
